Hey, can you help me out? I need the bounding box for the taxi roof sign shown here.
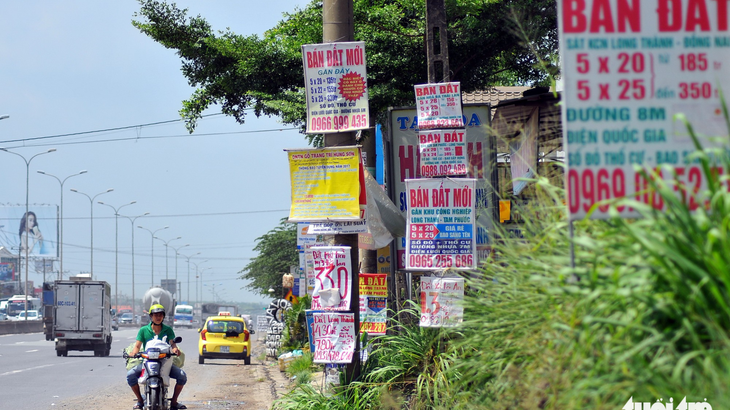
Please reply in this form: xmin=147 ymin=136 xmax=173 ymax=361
xmin=219 ymin=312 xmax=231 ymax=316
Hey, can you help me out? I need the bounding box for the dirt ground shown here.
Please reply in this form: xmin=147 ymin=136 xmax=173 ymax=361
xmin=55 ymin=338 xmax=293 ymax=410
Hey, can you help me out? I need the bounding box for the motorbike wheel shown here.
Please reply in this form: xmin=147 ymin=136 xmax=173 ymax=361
xmin=148 ymin=388 xmax=161 ymax=410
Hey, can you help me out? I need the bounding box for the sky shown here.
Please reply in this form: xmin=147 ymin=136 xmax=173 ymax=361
xmin=0 ymin=0 xmax=313 ymax=306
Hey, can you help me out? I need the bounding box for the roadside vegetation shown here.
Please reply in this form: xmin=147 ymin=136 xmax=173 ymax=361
xmin=272 ymin=111 xmax=730 ymax=408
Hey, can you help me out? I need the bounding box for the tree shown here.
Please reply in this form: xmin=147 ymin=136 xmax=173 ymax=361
xmin=132 ymin=0 xmax=558 ymax=136
xmin=239 ymin=218 xmax=298 ymax=297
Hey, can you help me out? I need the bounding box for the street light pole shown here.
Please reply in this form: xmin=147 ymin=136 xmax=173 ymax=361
xmin=70 ymin=188 xmax=113 ymax=277
xmin=138 ymin=225 xmax=168 ymax=287
xmin=98 ymin=200 xmax=136 ymax=312
xmin=181 ymin=252 xmax=200 ymax=303
xmin=0 ymin=147 xmax=56 ymax=320
xmin=170 ymin=243 xmax=189 ymax=297
xmin=121 ymin=212 xmax=149 ymax=315
xmin=37 ymin=170 xmax=87 ymax=280
xmin=154 ymin=236 xmax=181 ymax=284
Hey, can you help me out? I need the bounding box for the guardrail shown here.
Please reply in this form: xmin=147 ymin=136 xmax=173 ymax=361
xmin=0 ymin=320 xmax=43 ymax=335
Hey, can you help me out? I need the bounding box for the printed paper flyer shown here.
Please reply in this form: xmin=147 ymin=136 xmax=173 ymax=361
xmin=414 ymin=82 xmax=464 ymax=129
xmin=287 ymin=147 xmax=361 ymax=221
xmin=418 ymin=129 xmax=468 ymax=177
xmin=405 ymin=178 xmax=477 ymax=270
xmin=303 ymin=42 xmax=370 ymax=134
xmin=359 ymin=273 xmax=387 ymax=335
xmin=311 ymin=312 xmax=356 ymax=363
xmin=420 ymin=276 xmax=464 ymax=327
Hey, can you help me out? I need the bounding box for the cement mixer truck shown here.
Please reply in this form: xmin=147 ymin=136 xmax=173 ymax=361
xmin=142 ymin=286 xmax=175 ymax=326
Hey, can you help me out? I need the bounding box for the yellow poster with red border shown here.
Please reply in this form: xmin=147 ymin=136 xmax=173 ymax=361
xmin=287 ymin=147 xmax=362 ymax=221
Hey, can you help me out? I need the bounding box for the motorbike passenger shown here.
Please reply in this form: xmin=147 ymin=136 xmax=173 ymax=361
xmin=126 ymin=304 xmax=187 ymax=410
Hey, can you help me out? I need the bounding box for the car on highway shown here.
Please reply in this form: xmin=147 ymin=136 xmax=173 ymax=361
xmin=198 ymin=312 xmax=254 ymax=365
xmin=119 ymin=312 xmax=134 ymax=324
xmin=12 ymin=309 xmax=41 ymax=321
xmin=111 ymin=316 xmax=119 ymax=331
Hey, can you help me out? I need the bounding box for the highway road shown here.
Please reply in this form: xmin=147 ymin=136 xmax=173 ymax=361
xmin=0 ymin=327 xmax=202 ymax=408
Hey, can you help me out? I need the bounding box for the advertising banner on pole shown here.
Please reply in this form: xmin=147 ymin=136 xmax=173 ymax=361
xmin=389 ymin=105 xmax=494 ymax=270
xmin=309 ymin=246 xmax=352 ymax=311
xmin=358 ymin=273 xmax=387 ymax=335
xmin=286 ymin=147 xmax=362 ymax=221
xmin=405 ymin=178 xmax=477 ymax=270
xmin=418 ymin=129 xmax=469 ymax=177
xmin=311 ymin=312 xmax=356 ymax=364
xmin=559 ymin=0 xmax=730 ymax=219
xmin=420 ymin=276 xmax=464 ymax=327
xmin=302 ymin=42 xmax=370 ymax=134
xmin=414 ymin=82 xmax=464 ymax=129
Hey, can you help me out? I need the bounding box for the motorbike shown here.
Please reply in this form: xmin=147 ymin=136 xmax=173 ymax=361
xmin=124 ymin=336 xmax=182 ymax=410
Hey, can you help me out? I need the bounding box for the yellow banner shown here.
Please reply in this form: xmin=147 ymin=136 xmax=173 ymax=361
xmin=287 ymin=147 xmax=361 ymax=221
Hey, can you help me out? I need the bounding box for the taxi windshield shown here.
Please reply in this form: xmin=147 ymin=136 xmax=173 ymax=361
xmin=207 ymin=320 xmax=243 ymax=333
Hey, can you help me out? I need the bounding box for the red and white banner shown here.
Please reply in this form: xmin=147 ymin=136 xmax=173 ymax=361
xmin=559 ymin=0 xmax=730 ymax=219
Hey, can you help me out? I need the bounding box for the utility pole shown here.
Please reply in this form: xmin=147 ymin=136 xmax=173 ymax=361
xmin=426 ymin=0 xmax=450 ymax=83
xmin=322 ymin=0 xmax=361 ymax=383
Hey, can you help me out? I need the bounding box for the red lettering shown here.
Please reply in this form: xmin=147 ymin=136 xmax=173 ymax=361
xmin=686 ymin=0 xmax=711 ymax=31
xmin=306 ymin=51 xmax=324 ymax=68
xmin=563 ymin=0 xmax=587 ymax=32
xmin=399 ymin=145 xmax=421 ymax=181
xmin=719 ymin=0 xmax=730 ymax=31
xmin=617 ymin=0 xmax=640 ymax=32
xmin=658 ymin=0 xmax=683 ymax=31
xmin=590 ymin=0 xmax=616 ymax=33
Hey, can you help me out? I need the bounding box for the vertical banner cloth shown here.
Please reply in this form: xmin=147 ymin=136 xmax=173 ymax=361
xmin=405 ymin=178 xmax=477 ymax=270
xmin=420 ymin=276 xmax=465 ymax=327
xmin=287 ymin=147 xmax=362 ymax=221
xmin=309 ymin=246 xmax=353 ymax=311
xmin=302 ymin=42 xmax=370 ymax=134
xmin=558 ymin=0 xmax=730 ymax=219
xmin=311 ymin=312 xmax=356 ymax=363
xmin=358 ymin=273 xmax=387 ymax=335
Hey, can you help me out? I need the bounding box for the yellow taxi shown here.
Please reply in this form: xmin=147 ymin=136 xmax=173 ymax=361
xmin=198 ymin=312 xmax=253 ymax=365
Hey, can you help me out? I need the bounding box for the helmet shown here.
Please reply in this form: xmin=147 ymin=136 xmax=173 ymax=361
xmin=149 ymin=304 xmax=166 ymax=316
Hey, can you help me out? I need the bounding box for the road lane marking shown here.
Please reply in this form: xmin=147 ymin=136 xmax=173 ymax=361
xmin=0 ymin=364 xmax=55 ymax=377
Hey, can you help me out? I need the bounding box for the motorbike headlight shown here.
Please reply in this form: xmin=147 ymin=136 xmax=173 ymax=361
xmin=147 ymin=350 xmax=160 ymax=360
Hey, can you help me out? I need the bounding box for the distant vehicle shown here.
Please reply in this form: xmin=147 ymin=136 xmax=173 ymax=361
xmin=198 ymin=312 xmax=253 ymax=365
xmin=111 ymin=316 xmax=119 ymax=331
xmin=12 ymin=309 xmax=41 ymax=321
xmin=174 ymin=304 xmax=194 ymax=328
xmin=6 ymin=295 xmax=41 ymax=317
xmin=119 ymin=312 xmax=134 ymax=324
xmin=0 ymin=311 xmax=8 ymax=320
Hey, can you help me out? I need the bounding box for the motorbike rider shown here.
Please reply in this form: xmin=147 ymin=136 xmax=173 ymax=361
xmin=126 ymin=304 xmax=187 ymax=410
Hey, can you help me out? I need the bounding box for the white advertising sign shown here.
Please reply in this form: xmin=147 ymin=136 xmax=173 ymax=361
xmin=311 ymin=312 xmax=356 ymax=364
xmin=559 ymin=0 xmax=730 ymax=219
xmin=309 ymin=246 xmax=352 ymax=311
xmin=418 ymin=129 xmax=468 ymax=177
xmin=405 ymin=178 xmax=477 ymax=271
xmin=389 ymin=105 xmax=494 ymax=270
xmin=420 ymin=276 xmax=464 ymax=327
xmin=302 ymin=42 xmax=370 ymax=134
xmin=414 ymin=82 xmax=464 ymax=129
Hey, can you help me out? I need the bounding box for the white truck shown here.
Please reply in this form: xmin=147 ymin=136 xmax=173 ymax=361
xmin=53 ymin=278 xmax=113 ymax=357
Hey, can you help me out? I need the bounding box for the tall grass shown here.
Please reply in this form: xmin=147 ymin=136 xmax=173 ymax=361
xmin=450 ymin=112 xmax=730 ymax=408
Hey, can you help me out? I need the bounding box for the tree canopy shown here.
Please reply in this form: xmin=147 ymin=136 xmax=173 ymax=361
xmin=133 ymin=0 xmax=558 ymax=136
xmin=238 ymin=219 xmax=298 ymax=297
